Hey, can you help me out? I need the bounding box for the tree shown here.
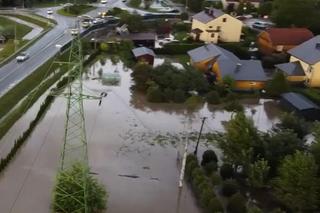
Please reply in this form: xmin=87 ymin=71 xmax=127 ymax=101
xmin=258 ymin=1 xmax=273 ymax=16
xmin=248 ymin=159 xmax=270 ymax=188
xmin=227 ymin=192 xmax=247 ymax=213
xmin=201 ymin=150 xmax=218 ymax=166
xmin=206 ymin=91 xmax=220 ymax=105
xmin=53 ymin=163 xmax=107 ymax=213
xmin=237 ymin=1 xmax=255 ymax=15
xmin=187 ymin=0 xmax=203 ymax=12
xmin=265 ymin=72 xmax=289 ymax=96
xmin=119 ymin=11 xmax=144 ymax=32
xmin=272 ymin=0 xmax=320 ymax=32
xmin=146 ymin=85 xmax=164 ymax=102
xmin=131 ymin=63 xmax=153 ymax=91
xmin=263 ymin=130 xmax=305 ymax=177
xmin=218 ymin=112 xmax=259 ymax=173
xmin=273 ymin=151 xmax=319 ymax=212
xmin=311 ymin=122 xmax=320 ymax=172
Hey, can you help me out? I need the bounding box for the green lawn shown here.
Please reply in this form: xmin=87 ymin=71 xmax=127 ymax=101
xmin=33 ymin=0 xmax=89 ymax=8
xmin=57 ymin=4 xmax=96 ymax=16
xmin=0 ymin=16 xmax=32 ymax=39
xmin=4 ymin=14 xmax=54 ymax=30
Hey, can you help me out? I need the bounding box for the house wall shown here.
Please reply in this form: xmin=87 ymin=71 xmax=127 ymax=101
xmin=287 ymin=76 xmax=306 ymax=82
xmin=258 ymin=32 xmax=297 ymax=55
xmin=235 ymin=81 xmax=265 ymax=90
xmin=290 ymin=56 xmax=320 ymax=87
xmin=191 ymin=14 xmax=242 ymax=43
xmin=191 ymin=57 xmax=216 ymax=71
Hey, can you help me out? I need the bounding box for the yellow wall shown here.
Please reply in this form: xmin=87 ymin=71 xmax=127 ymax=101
xmin=235 ymin=81 xmax=265 ymax=90
xmin=287 ymin=76 xmax=306 ymax=82
xmin=290 ymin=56 xmax=320 ymax=87
xmin=191 ymin=14 xmax=242 ymax=43
xmin=191 ymin=57 xmax=216 ymax=71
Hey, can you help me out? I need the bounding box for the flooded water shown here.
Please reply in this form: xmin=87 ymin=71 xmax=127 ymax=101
xmin=0 ymin=56 xmax=283 ymax=213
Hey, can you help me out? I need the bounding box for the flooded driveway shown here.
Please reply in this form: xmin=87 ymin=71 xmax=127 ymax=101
xmin=0 ymin=57 xmax=282 ymax=213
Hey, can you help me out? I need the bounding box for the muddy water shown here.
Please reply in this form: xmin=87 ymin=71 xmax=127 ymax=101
xmin=0 ymin=57 xmax=283 ymax=213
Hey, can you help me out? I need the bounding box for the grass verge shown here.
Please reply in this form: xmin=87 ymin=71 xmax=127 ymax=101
xmin=57 ymin=4 xmax=96 ymax=17
xmin=3 ymin=14 xmax=53 ymax=30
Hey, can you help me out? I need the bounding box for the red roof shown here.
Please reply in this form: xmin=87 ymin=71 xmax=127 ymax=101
xmin=265 ymin=28 xmax=314 ymax=45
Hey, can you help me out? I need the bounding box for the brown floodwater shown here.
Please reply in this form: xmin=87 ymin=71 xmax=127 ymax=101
xmin=0 ymin=57 xmax=283 ymax=213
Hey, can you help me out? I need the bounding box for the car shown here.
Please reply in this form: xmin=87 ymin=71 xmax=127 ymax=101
xmin=16 ymin=52 xmax=29 ymax=62
xmin=81 ymin=21 xmax=91 ymax=28
xmin=70 ymin=28 xmax=79 ymax=36
xmin=252 ymin=21 xmax=269 ymax=29
xmin=47 ymin=8 xmax=53 ymax=15
xmin=101 ymin=0 xmax=107 ymax=4
xmin=122 ymin=0 xmax=127 ymax=2
xmin=92 ymin=18 xmax=104 ymax=24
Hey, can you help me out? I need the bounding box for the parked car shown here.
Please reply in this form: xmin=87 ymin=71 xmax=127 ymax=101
xmin=70 ymin=28 xmax=79 ymax=36
xmin=100 ymin=0 xmax=107 ymax=4
xmin=92 ymin=18 xmax=104 ymax=24
xmin=252 ymin=21 xmax=269 ymax=30
xmin=47 ymin=8 xmax=53 ymax=15
xmin=16 ymin=52 xmax=29 ymax=62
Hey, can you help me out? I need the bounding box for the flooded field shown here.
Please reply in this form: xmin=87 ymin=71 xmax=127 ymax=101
xmin=0 ymin=57 xmax=283 ymax=213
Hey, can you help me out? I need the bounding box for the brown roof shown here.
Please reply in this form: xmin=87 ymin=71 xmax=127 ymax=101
xmin=264 ymin=28 xmax=314 ymax=46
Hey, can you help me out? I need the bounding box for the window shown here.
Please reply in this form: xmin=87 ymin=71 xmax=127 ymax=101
xmin=209 ymin=26 xmax=213 ymax=28
xmin=217 ymin=26 xmax=221 ymax=31
xmin=223 ymin=18 xmax=227 ymax=22
xmin=211 ymin=33 xmax=215 ymax=38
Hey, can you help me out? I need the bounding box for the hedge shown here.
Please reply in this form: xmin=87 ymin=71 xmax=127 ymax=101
xmin=154 ymin=43 xmax=203 ymax=55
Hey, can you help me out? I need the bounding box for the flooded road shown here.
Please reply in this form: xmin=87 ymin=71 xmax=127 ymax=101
xmin=0 ymin=57 xmax=283 ymax=213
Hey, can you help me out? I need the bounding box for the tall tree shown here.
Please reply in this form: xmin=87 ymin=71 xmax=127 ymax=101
xmin=272 ymin=0 xmax=320 ymax=32
xmin=311 ymin=122 xmax=320 ymax=171
xmin=218 ymin=112 xmax=259 ymax=173
xmin=273 ymin=151 xmax=319 ymax=212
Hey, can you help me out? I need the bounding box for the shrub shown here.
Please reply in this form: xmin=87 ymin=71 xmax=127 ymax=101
xmin=154 ymin=43 xmax=203 ymax=55
xmin=220 ymin=163 xmax=234 ymax=180
xmin=201 ymin=150 xmax=218 ymax=166
xmin=192 ymin=172 xmax=206 ymax=190
xmin=185 ymin=95 xmax=203 ymax=110
xmin=186 ymin=156 xmax=199 ymax=178
xmin=203 ymin=161 xmax=218 ymax=175
xmin=221 ymin=179 xmax=238 ymax=197
xmin=180 ymin=12 xmax=189 ymax=20
xmin=265 ymin=72 xmax=289 ymax=96
xmin=199 ymin=187 xmax=214 ymax=207
xmin=146 ymin=86 xmax=164 ymax=102
xmin=224 ymin=100 xmax=244 ymax=112
xmin=187 ymin=154 xmax=198 ymax=163
xmin=100 ymin=43 xmax=109 ymax=52
xmin=206 ymin=91 xmax=221 ymax=104
xmin=192 ymin=167 xmax=205 ymax=180
xmin=208 ymin=197 xmax=224 ymax=212
xmin=227 ymin=193 xmax=247 ymax=213
xmin=173 ymin=89 xmax=187 ymax=103
xmin=211 ymin=172 xmax=222 ymax=186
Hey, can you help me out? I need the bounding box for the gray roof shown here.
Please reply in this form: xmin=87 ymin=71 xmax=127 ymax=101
xmin=288 ymin=35 xmax=320 ymax=65
xmin=188 ymin=44 xmax=267 ymax=81
xmin=217 ymin=59 xmax=267 ymax=81
xmin=281 ymin=92 xmax=319 ymax=110
xmin=132 ymin=47 xmax=155 ymax=57
xmin=275 ymin=61 xmax=305 ymax=76
xmin=192 ymin=9 xmax=225 ymax=24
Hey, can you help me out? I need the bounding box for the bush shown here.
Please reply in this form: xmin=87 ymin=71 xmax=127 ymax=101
xmin=224 ymin=100 xmax=244 ymax=112
xmin=201 ymin=150 xmax=218 ymax=166
xmin=265 ymin=72 xmax=289 ymax=96
xmin=206 ymin=91 xmax=221 ymax=104
xmin=211 ymin=172 xmax=222 ymax=186
xmin=185 ymin=95 xmax=203 ymax=110
xmin=221 ymin=179 xmax=238 ymax=197
xmin=146 ymin=86 xmax=164 ymax=102
xmin=154 ymin=43 xmax=203 ymax=55
xmin=208 ymin=197 xmax=224 ymax=212
xmin=173 ymin=89 xmax=187 ymax=103
xmin=203 ymin=161 xmax=218 ymax=175
xmin=53 ymin=163 xmax=107 ymax=212
xmin=220 ymin=163 xmax=234 ymax=180
xmin=180 ymin=12 xmax=189 ymax=20
xmin=199 ymin=187 xmax=214 ymax=207
xmin=100 ymin=43 xmax=109 ymax=52
xmin=192 ymin=167 xmax=205 ymax=181
xmin=227 ymin=193 xmax=247 ymax=213
xmin=192 ymin=172 xmax=206 ymax=189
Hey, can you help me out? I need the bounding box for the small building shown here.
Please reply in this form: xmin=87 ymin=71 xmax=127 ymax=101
xmin=280 ymin=92 xmax=320 ymax=121
xmin=127 ymin=32 xmax=156 ymax=48
xmin=275 ymin=62 xmax=305 ymax=84
xmin=0 ymin=35 xmax=6 ymax=44
xmin=191 ymin=7 xmax=242 ymax=43
xmin=132 ymin=47 xmax=155 ymax=65
xmin=257 ymin=28 xmax=313 ymax=55
xmin=187 ymin=44 xmax=268 ymax=90
xmin=276 ymin=35 xmax=320 ymax=87
xmin=222 ymin=0 xmax=262 ymax=10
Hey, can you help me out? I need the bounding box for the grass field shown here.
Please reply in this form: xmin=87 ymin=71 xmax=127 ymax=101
xmin=33 ymin=0 xmax=89 ymax=8
xmin=0 ymin=16 xmax=32 ymax=39
xmin=4 ymin=14 xmax=54 ymax=29
xmin=57 ymin=4 xmax=95 ymax=16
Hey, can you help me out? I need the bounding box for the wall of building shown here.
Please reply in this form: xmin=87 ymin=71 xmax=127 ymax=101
xmin=287 ymin=76 xmax=306 ymax=83
xmin=191 ymin=57 xmax=216 ymax=71
xmin=235 ymin=81 xmax=265 ymax=90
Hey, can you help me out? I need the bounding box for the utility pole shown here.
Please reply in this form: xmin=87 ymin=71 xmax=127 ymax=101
xmin=194 ymin=117 xmax=206 ymax=156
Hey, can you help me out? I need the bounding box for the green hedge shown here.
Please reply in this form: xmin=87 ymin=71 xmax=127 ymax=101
xmin=154 ymin=43 xmax=203 ymax=55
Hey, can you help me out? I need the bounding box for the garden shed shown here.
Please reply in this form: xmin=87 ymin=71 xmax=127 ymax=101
xmin=132 ymin=47 xmax=155 ymax=65
xmin=280 ymin=92 xmax=320 ymax=120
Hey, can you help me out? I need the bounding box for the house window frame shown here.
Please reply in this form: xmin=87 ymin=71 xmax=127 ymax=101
xmin=222 ymin=18 xmax=227 ymax=22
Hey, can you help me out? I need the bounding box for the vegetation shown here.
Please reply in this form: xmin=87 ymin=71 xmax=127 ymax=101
xmin=128 ymin=0 xmax=141 ymax=8
xmin=265 ymin=72 xmax=290 ymax=96
xmin=57 ymin=4 xmax=95 ymax=16
xmin=227 ymin=193 xmax=247 ymax=213
xmin=53 ymin=163 xmax=107 ymax=212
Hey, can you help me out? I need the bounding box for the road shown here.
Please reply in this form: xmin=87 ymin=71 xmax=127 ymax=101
xmin=0 ymin=0 xmax=123 ymax=96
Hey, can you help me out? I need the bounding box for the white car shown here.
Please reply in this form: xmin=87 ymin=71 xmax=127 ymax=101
xmin=16 ymin=52 xmax=29 ymax=62
xmin=47 ymin=8 xmax=53 ymax=15
xmin=101 ymin=0 xmax=107 ymax=4
xmin=92 ymin=18 xmax=104 ymax=24
xmin=70 ymin=28 xmax=79 ymax=36
xmin=158 ymin=37 xmax=179 ymax=46
xmin=252 ymin=21 xmax=269 ymax=29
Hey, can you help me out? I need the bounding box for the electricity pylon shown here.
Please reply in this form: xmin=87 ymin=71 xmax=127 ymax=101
xmin=53 ymin=22 xmax=103 ymax=213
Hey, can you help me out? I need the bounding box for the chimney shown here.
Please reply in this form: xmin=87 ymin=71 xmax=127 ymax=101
xmin=209 ymin=8 xmax=214 ymax=16
xmin=235 ymin=63 xmax=242 ymax=72
xmin=204 ymin=7 xmax=210 ymax=14
xmin=316 ymin=43 xmax=320 ymax=49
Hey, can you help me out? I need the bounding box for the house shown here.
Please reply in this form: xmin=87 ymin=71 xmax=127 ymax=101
xmin=132 ymin=47 xmax=155 ymax=65
xmin=187 ymin=44 xmax=268 ymax=90
xmin=0 ymin=35 xmax=6 ymax=44
xmin=127 ymin=32 xmax=156 ymax=48
xmin=257 ymin=28 xmax=314 ymax=55
xmin=275 ymin=35 xmax=320 ymax=87
xmin=191 ymin=7 xmax=243 ymax=43
xmin=280 ymin=92 xmax=320 ymax=121
xmin=221 ymin=0 xmax=261 ymax=10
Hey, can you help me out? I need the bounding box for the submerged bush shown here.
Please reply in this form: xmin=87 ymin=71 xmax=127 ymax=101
xmin=53 ymin=163 xmax=107 ymax=213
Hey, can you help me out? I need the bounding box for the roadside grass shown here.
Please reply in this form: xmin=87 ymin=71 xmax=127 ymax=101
xmin=128 ymin=0 xmax=141 ymax=8
xmin=0 ymin=16 xmax=32 ymax=39
xmin=57 ymin=4 xmax=96 ymax=17
xmin=33 ymin=0 xmax=88 ymax=8
xmin=4 ymin=14 xmax=53 ymax=30
xmin=0 ymin=39 xmax=29 ymax=62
